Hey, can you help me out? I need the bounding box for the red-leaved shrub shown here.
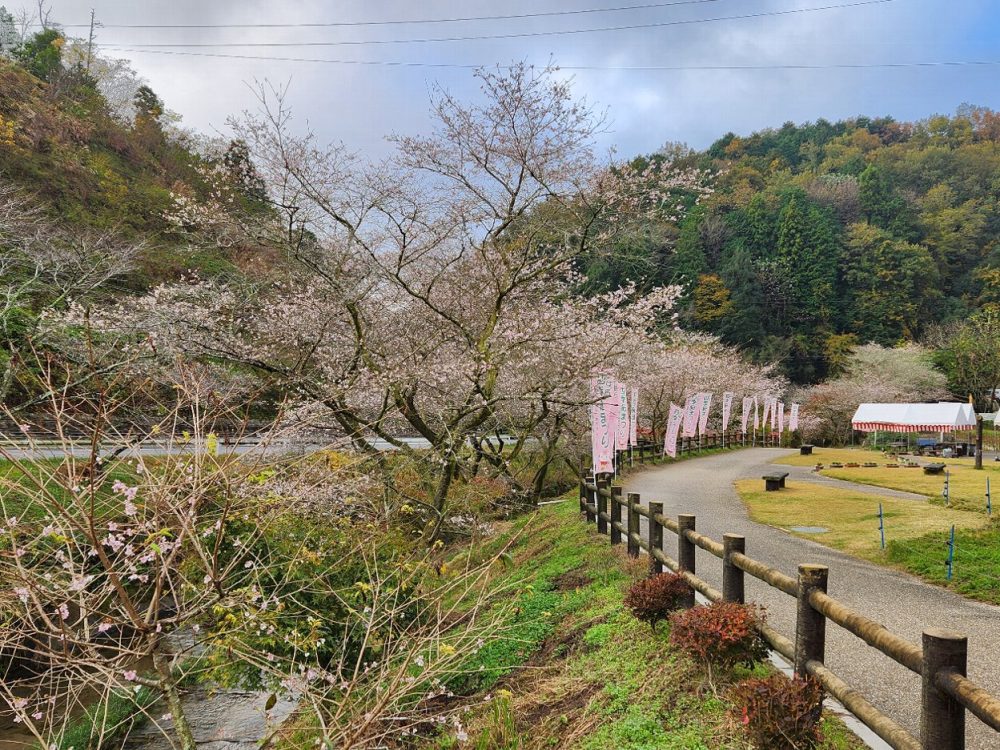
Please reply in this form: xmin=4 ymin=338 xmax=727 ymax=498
xmin=668 ymin=602 xmax=769 ymax=670
xmin=623 ymin=572 xmax=690 ymax=630
xmin=730 ymin=674 xmax=824 ymax=749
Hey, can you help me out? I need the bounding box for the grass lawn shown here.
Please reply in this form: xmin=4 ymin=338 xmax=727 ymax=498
xmin=735 ymin=479 xmax=985 ymax=559
xmin=0 ymin=456 xmax=135 ymax=524
xmin=774 ymin=448 xmax=1000 ymax=513
xmin=277 ymin=497 xmax=864 ymax=750
xmin=738 ymin=464 xmax=1000 ymax=605
xmin=431 ymin=499 xmax=863 ymax=749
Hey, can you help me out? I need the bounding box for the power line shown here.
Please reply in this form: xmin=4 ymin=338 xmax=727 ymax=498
xmin=98 ymin=0 xmax=896 ymax=49
xmin=45 ymin=0 xmax=730 ymax=29
xmin=98 ymin=48 xmax=1000 ymax=73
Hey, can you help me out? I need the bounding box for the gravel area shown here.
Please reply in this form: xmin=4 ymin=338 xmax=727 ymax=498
xmin=623 ymin=448 xmax=1000 ymax=749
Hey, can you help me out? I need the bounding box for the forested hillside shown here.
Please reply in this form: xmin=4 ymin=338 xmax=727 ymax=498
xmin=0 ymin=44 xmax=268 ymax=288
xmin=2 ymin=19 xmax=999 ymax=393
xmin=0 ymin=28 xmax=272 ymax=402
xmin=585 ymin=110 xmax=1000 ymax=383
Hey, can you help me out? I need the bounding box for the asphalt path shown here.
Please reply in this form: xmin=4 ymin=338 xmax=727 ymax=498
xmin=623 ymin=448 xmax=1000 ymax=749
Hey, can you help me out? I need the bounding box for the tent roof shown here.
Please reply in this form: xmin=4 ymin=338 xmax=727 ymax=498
xmin=851 ymin=403 xmax=977 ymax=433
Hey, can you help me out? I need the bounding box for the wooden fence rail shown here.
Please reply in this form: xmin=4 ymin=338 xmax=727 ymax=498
xmin=614 ymin=430 xmax=786 ymax=472
xmin=577 ymin=461 xmax=1000 ymax=750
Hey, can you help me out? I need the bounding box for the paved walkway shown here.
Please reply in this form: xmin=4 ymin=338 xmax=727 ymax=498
xmin=624 ymin=448 xmax=1000 ymax=749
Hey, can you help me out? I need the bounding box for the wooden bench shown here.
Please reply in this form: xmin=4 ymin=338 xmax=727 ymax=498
xmin=923 ymin=463 xmax=946 ymax=475
xmin=800 ymin=444 xmax=814 ymax=455
xmin=763 ymin=471 xmax=790 ymax=491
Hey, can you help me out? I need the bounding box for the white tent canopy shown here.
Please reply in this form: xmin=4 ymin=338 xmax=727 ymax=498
xmin=851 ymin=403 xmax=977 ymax=433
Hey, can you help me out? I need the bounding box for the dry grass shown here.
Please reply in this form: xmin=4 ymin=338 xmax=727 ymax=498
xmin=773 ymin=448 xmax=1000 ymax=513
xmin=773 ymin=447 xmax=890 ymax=467
xmin=735 ymin=479 xmax=987 ymax=560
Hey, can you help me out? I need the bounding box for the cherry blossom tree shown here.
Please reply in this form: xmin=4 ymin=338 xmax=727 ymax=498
xmin=0 ymin=360 xmax=520 ymax=749
xmin=0 ymin=185 xmax=143 ymax=403
xmin=795 ymin=343 xmax=948 ymax=444
xmin=618 ymin=332 xmax=786 ymax=445
xmin=79 ymin=65 xmax=711 ymax=533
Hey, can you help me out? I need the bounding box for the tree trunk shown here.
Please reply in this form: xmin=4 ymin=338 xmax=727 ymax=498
xmin=975 ymin=416 xmax=984 ymax=470
xmin=152 ymin=651 xmax=196 ymax=750
xmin=421 ymin=457 xmax=455 ymax=540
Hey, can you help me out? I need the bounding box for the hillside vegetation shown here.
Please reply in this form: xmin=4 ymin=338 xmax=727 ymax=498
xmin=585 ymin=109 xmax=1000 ymax=383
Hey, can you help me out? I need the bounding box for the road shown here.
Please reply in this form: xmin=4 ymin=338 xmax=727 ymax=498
xmin=624 ymin=448 xmax=1000 ymax=749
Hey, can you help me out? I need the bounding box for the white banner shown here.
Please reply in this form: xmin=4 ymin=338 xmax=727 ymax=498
xmin=741 ymin=397 xmax=751 ymax=433
xmin=777 ymin=401 xmax=785 ymax=433
xmin=789 ymin=403 xmax=800 ymax=432
xmin=721 ymin=392 xmax=734 ymax=432
xmin=615 ymin=381 xmax=629 ymax=450
xmin=629 ymin=386 xmax=639 ymax=447
xmin=753 ymin=397 xmax=760 ymax=430
xmin=761 ymin=397 xmax=771 ymax=430
xmin=771 ymin=397 xmax=778 ymax=431
xmin=664 ymin=402 xmax=684 ymax=458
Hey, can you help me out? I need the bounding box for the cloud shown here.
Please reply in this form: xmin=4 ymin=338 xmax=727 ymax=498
xmin=38 ymin=0 xmax=1000 ymax=159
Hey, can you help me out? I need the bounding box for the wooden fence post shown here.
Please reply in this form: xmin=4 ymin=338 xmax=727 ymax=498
xmin=795 ymin=564 xmax=829 ymax=679
xmin=722 ymin=533 xmax=745 ymax=604
xmin=585 ymin=474 xmax=598 ymax=524
xmin=678 ymin=513 xmax=696 ymax=608
xmin=921 ymin=628 xmax=967 ymax=750
xmin=596 ymin=479 xmax=608 ymax=536
xmin=638 ymin=443 xmax=645 ymax=464
xmin=649 ymin=501 xmax=664 ymax=575
xmin=580 ymin=471 xmax=591 ymax=517
xmin=610 ymin=485 xmax=622 ymax=546
xmin=626 ymin=492 xmax=640 ymax=558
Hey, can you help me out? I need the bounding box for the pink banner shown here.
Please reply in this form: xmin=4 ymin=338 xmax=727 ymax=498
xmin=777 ymin=401 xmax=785 ymax=433
xmin=771 ymin=398 xmax=778 ymax=431
xmin=629 ymin=387 xmax=639 ymax=447
xmin=698 ymin=392 xmax=713 ymax=435
xmin=761 ymin=397 xmax=771 ymax=431
xmin=721 ymin=392 xmax=734 ymax=432
xmin=591 ymin=376 xmax=615 ymax=473
xmin=753 ymin=397 xmax=760 ymax=430
xmin=741 ymin=397 xmax=751 ymax=433
xmin=789 ymin=403 xmax=799 ymax=432
xmin=664 ymin=402 xmax=684 ymax=458
xmin=615 ymin=381 xmax=629 ymax=450
xmin=682 ymin=395 xmax=700 ymax=438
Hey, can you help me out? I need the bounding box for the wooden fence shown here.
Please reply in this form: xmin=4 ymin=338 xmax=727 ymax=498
xmin=578 ymin=453 xmax=1000 ymax=750
xmin=621 ymin=430 xmax=787 ymax=468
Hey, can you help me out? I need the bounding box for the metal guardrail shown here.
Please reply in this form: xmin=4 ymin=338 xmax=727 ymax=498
xmin=578 ymin=464 xmax=1000 ymax=750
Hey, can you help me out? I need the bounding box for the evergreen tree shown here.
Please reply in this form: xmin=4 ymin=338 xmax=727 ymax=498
xmin=842 ymin=222 xmax=938 ymax=344
xmin=14 ymin=28 xmax=64 ymax=81
xmin=858 ymin=163 xmax=916 ymax=239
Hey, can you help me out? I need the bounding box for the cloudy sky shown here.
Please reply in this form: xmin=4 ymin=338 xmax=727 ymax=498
xmin=33 ymin=0 xmax=1000 ymax=158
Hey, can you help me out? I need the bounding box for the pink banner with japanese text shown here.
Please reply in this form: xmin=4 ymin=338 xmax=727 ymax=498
xmin=591 ymin=375 xmax=615 ymax=474
xmin=789 ymin=403 xmax=800 ymax=432
xmin=721 ymin=392 xmax=734 ymax=432
xmin=682 ymin=395 xmax=700 ymax=438
xmin=664 ymin=402 xmax=684 ymax=458
xmin=698 ymin=392 xmax=713 ymax=435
